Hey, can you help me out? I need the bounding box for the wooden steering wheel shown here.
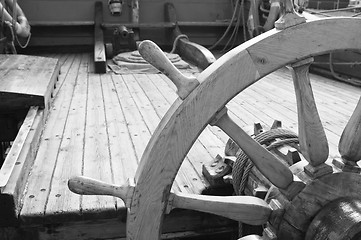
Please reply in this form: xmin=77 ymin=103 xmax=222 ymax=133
xmin=68 ymin=13 xmax=361 ymax=240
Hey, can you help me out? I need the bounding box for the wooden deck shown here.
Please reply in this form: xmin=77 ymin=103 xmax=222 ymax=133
xmin=3 ymin=52 xmax=360 ymax=239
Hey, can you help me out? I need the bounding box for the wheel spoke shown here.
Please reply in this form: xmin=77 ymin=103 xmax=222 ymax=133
xmin=68 ymin=176 xmax=133 ymax=206
xmin=288 ymin=57 xmax=332 ymax=178
xmin=138 ymin=40 xmax=199 ymax=99
xmin=169 ymin=192 xmax=271 ymax=225
xmin=210 ymin=107 xmax=294 ymax=189
xmin=334 ymin=97 xmax=361 ymax=172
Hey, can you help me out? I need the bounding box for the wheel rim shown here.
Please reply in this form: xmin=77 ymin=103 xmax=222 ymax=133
xmin=127 ymin=17 xmax=361 ymax=239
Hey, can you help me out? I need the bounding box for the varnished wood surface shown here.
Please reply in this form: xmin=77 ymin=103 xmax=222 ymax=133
xmin=11 ymin=50 xmax=360 ymax=238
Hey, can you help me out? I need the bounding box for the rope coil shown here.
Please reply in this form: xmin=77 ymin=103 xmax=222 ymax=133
xmin=231 ymin=128 xmax=299 ymax=237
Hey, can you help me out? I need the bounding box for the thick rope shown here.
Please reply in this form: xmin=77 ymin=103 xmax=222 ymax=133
xmin=232 ymin=128 xmax=298 ymax=195
xmin=230 ymin=128 xmax=298 ymax=237
xmin=170 ymin=34 xmax=188 ymax=54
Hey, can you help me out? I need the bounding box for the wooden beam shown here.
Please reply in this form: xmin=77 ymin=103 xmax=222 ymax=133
xmin=0 ymin=107 xmax=44 ymax=226
xmin=94 ymin=1 xmax=106 ymax=74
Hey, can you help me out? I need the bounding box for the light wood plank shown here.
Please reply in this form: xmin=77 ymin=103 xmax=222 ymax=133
xmin=125 ymin=73 xmax=205 ymax=193
xmin=44 ymin=53 xmax=86 ymax=221
xmin=81 ymin=57 xmax=116 ymax=217
xmin=20 ymin=54 xmax=85 ymax=224
xmin=53 ymin=53 xmax=76 ymax=98
xmin=101 ymin=73 xmax=139 ymax=209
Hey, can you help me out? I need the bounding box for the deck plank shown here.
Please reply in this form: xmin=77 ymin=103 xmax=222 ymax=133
xmin=100 ymin=73 xmax=138 ymax=210
xmin=20 ymin=54 xmax=84 ymax=224
xmin=146 ymin=74 xmax=226 ymax=190
xmin=126 ymin=73 xmax=206 ymax=193
xmin=44 ymin=54 xmax=86 ymax=222
xmin=81 ymin=57 xmax=116 ymax=218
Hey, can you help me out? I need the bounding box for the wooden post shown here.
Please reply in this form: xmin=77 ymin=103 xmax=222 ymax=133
xmin=333 ymin=98 xmax=361 ymax=173
xmin=209 ymin=107 xmax=294 ymax=189
xmin=288 ymin=58 xmax=332 ymax=178
xmin=94 ymin=1 xmax=106 ymax=74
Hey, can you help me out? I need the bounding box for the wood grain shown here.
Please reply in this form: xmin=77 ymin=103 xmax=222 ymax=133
xmin=283 ymin=172 xmax=361 ymax=234
xmin=0 ymin=54 xmax=60 ymax=111
xmin=138 ymin=40 xmax=199 ymax=100
xmin=339 ymin=98 xmax=361 ymax=162
xmin=127 ymin=18 xmax=361 ymax=240
xmin=211 ymin=108 xmax=294 ymax=189
xmin=170 ymin=192 xmax=271 ymax=225
xmin=0 ymin=108 xmax=44 ymax=226
xmin=289 ymin=58 xmax=329 ymax=167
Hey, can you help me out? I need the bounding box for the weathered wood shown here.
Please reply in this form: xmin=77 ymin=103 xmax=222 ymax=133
xmin=0 ymin=107 xmax=39 ymax=188
xmin=68 ymin=176 xmax=134 ymax=207
xmin=338 ymin=98 xmax=361 ymax=161
xmin=43 ymin=54 xmax=85 ymax=221
xmin=288 ymin=58 xmax=331 ymax=178
xmin=0 ymin=108 xmax=44 ymax=226
xmin=138 ymin=40 xmax=199 ymax=99
xmin=81 ymin=59 xmax=115 ymax=217
xmin=127 ymin=18 xmax=361 ymax=240
xmin=169 ymin=192 xmax=271 ymax=225
xmin=0 ymin=55 xmax=60 ymax=111
xmin=333 ymin=96 xmax=361 ymax=173
xmin=164 ymin=3 xmax=216 ymax=70
xmin=210 ymin=107 xmax=294 ymax=189
xmin=282 ymin=173 xmax=361 ymax=237
xmin=94 ymin=1 xmax=106 ymax=73
xmin=137 ymin=73 xmax=223 ymax=192
xmin=305 ymin=197 xmax=361 ymax=240
xmin=20 ymin=54 xmax=88 ymax=224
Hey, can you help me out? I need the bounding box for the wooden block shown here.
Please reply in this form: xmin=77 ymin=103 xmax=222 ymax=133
xmin=332 ymin=157 xmax=361 ymax=173
xmin=0 ymin=55 xmax=60 ymax=111
xmin=94 ymin=2 xmax=106 ymax=74
xmin=202 ymin=154 xmax=231 ymax=186
xmin=304 ymin=163 xmax=333 ymax=178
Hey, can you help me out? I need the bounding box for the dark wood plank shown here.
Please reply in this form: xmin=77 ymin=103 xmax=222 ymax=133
xmin=94 ymin=2 xmax=106 ymax=74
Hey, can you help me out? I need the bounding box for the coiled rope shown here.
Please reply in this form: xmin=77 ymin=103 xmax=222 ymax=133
xmin=230 ymin=128 xmax=299 ymax=237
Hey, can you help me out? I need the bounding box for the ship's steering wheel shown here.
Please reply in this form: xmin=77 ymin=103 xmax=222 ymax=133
xmin=69 ymin=14 xmax=361 ymax=240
